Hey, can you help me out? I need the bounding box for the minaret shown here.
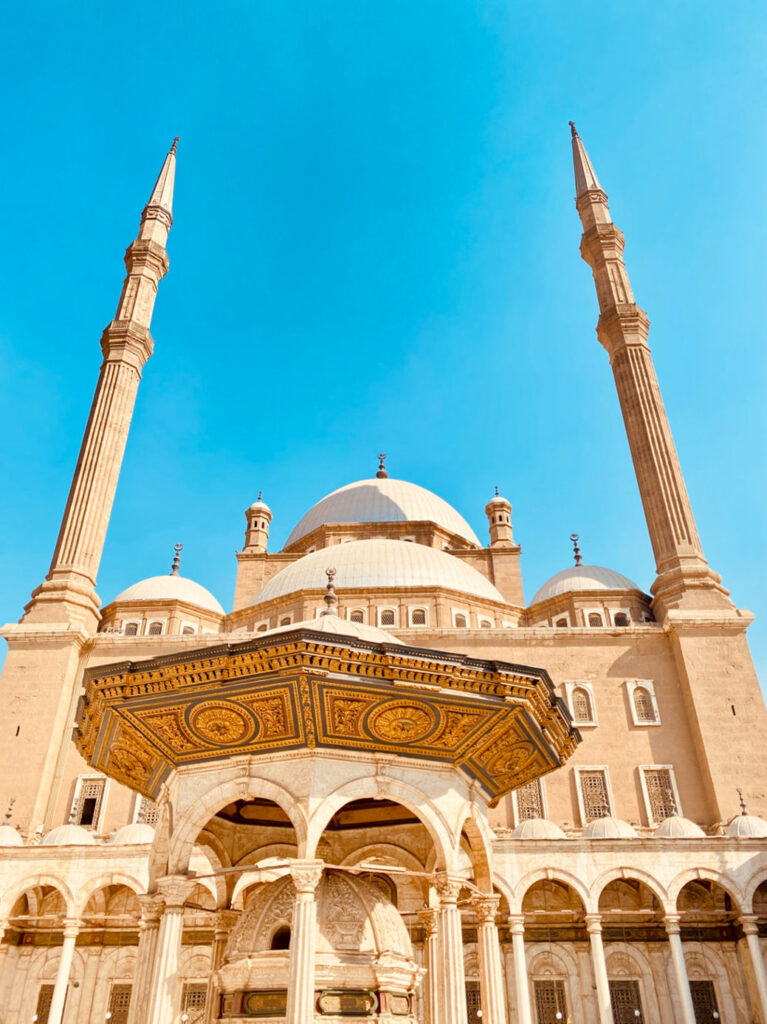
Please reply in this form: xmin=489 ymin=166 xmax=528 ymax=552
xmin=569 ymin=123 xmax=731 ymax=614
xmin=242 ymin=493 xmax=273 ymax=554
xmin=23 ymin=140 xmax=179 ymax=628
xmin=484 ymin=487 xmax=514 ymax=547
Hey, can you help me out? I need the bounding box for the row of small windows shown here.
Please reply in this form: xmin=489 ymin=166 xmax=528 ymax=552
xmin=553 ymin=609 xmax=635 ymax=628
xmin=121 ymin=620 xmax=198 ymax=637
xmin=563 ymin=679 xmax=661 ymax=727
xmin=528 ymin=977 xmax=720 ymax=1024
xmin=252 ymin=607 xmax=497 ymax=631
xmin=36 ymin=980 xmax=208 ymax=1024
xmin=514 ymin=763 xmax=681 ymax=827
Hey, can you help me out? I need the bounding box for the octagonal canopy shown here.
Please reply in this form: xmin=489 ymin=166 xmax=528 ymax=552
xmin=76 ymin=624 xmax=578 ymax=806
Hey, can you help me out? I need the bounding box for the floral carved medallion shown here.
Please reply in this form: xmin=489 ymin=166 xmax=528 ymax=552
xmin=367 ymin=700 xmax=437 ymax=743
xmin=188 ymin=702 xmax=256 ymax=746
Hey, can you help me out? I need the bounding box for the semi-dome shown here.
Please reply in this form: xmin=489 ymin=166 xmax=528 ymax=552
xmin=530 ymin=565 xmax=643 ymax=605
xmin=112 ymin=574 xmax=225 ymax=615
xmin=284 ymin=477 xmax=481 ymax=549
xmin=109 ymin=823 xmax=156 ymax=844
xmin=252 ymin=539 xmax=505 ymax=606
xmin=511 ymin=817 xmax=568 ymax=840
xmin=654 ymin=815 xmax=706 ymax=838
xmin=0 ymin=824 xmax=23 ymax=847
xmin=583 ymin=816 xmax=637 ymax=839
xmin=262 ymin=613 xmax=405 ymax=646
xmin=727 ymin=814 xmax=767 ymax=838
xmin=42 ymin=824 xmax=96 ymax=846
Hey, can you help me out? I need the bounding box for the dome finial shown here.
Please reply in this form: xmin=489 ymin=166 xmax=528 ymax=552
xmin=494 ymin=484 xmax=499 ymax=497
xmin=569 ymin=120 xmax=579 ymax=138
xmin=738 ymin=787 xmax=748 ymax=816
xmin=570 ymin=533 xmax=583 ymax=566
xmin=322 ymin=568 xmax=338 ymax=615
xmin=257 ymin=490 xmax=263 ymax=501
xmin=376 ymin=453 xmax=388 ymax=479
xmin=4 ymin=798 xmax=14 ymax=825
xmin=171 ymin=543 xmax=183 ymax=575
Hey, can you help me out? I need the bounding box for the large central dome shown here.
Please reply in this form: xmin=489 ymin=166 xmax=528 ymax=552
xmin=284 ymin=477 xmax=481 ymax=549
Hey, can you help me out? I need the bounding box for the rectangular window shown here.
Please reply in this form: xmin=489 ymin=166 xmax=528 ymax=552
xmin=108 ymin=984 xmax=132 ymax=1024
xmin=465 ymin=982 xmax=481 ymax=1023
xmin=565 ymin=681 xmax=597 ymax=726
xmin=609 ymin=980 xmax=644 ymax=1023
xmin=639 ymin=766 xmax=680 ymax=824
xmin=71 ymin=775 xmax=107 ymax=829
xmin=576 ymin=768 xmax=612 ymax=823
xmin=533 ymin=980 xmax=567 ymax=1024
xmin=133 ymin=795 xmax=160 ymax=826
xmin=690 ymin=980 xmax=719 ymax=1023
xmin=35 ymin=984 xmax=55 ymax=1024
xmin=181 ymin=983 xmax=208 ymax=1024
xmin=514 ymin=779 xmax=545 ymax=822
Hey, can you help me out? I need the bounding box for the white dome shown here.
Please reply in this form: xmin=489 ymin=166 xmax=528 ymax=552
xmin=583 ymin=816 xmax=637 ymax=839
xmin=727 ymin=814 xmax=767 ymax=838
xmin=42 ymin=824 xmax=96 ymax=846
xmin=261 ymin=613 xmax=405 ymax=646
xmin=511 ymin=817 xmax=568 ymax=840
xmin=284 ymin=477 xmax=481 ymax=549
xmin=654 ymin=815 xmax=705 ymax=838
xmin=530 ymin=565 xmax=643 ymax=605
xmin=253 ymin=539 xmax=505 ymax=606
xmin=113 ymin=574 xmax=225 ymax=615
xmin=109 ymin=823 xmax=156 ymax=845
xmin=0 ymin=824 xmax=23 ymax=847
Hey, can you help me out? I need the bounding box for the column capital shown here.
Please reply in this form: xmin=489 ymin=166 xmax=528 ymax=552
xmin=214 ymin=908 xmax=241 ymax=933
xmin=433 ymin=872 xmax=464 ymax=904
xmin=740 ymin=914 xmax=760 ymax=936
xmin=472 ymin=893 xmax=501 ymax=925
xmin=507 ymin=913 xmax=525 ymax=936
xmin=584 ymin=913 xmax=603 ymax=934
xmin=62 ymin=917 xmax=81 ymax=938
xmin=289 ymin=860 xmax=323 ymax=894
xmin=156 ymin=874 xmax=196 ymax=909
xmin=137 ymin=893 xmax=165 ymax=924
xmin=664 ymin=913 xmax=682 ymax=935
xmin=417 ymin=907 xmax=439 ymax=936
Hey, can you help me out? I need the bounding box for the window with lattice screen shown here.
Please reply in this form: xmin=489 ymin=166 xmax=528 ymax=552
xmin=380 ymin=608 xmax=396 ymax=626
xmin=633 ymin=687 xmax=656 ymax=723
xmin=35 ymin=984 xmax=55 ymax=1024
xmin=640 ymin=767 xmax=679 ymax=823
xmin=108 ymin=984 xmax=132 ymax=1024
xmin=71 ymin=775 xmax=107 ymax=828
xmin=690 ymin=980 xmax=719 ymax=1022
xmin=411 ymin=608 xmax=427 ymax=626
xmin=577 ymin=768 xmax=612 ymax=822
xmin=454 ymin=613 xmax=467 ymax=628
xmin=135 ymin=795 xmax=160 ymax=826
xmin=572 ymin=687 xmax=593 ymax=723
xmin=515 ymin=779 xmax=545 ymax=822
xmin=181 ymin=983 xmax=208 ymax=1023
xmin=533 ymin=980 xmax=567 ymax=1023
xmin=349 ymin=609 xmax=365 ymax=623
xmin=147 ymin=621 xmax=164 ymax=635
xmin=465 ymin=982 xmax=481 ymax=1023
xmin=609 ymin=980 xmax=643 ymax=1023
xmin=588 ymin=612 xmax=603 ymax=627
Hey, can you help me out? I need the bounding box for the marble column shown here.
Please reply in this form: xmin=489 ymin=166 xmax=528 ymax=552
xmin=418 ymin=908 xmax=441 ymax=1024
xmin=507 ymin=916 xmax=531 ymax=1024
xmin=205 ymin=909 xmax=240 ymax=1024
xmin=48 ymin=918 xmax=80 ymax=1024
xmin=664 ymin=915 xmax=696 ymax=1024
xmin=286 ymin=861 xmax=324 ymax=1024
xmin=584 ymin=915 xmax=614 ymax=1024
xmin=435 ymin=874 xmax=468 ymax=1024
xmin=473 ymin=896 xmax=507 ymax=1024
xmin=127 ymin=894 xmax=164 ymax=1024
xmin=741 ymin=915 xmax=767 ymax=1023
xmin=144 ymin=877 xmax=194 ymax=1024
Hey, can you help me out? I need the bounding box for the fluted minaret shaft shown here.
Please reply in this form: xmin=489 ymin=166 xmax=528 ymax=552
xmin=570 ymin=125 xmax=731 ymax=612
xmin=23 ymin=140 xmax=178 ymax=627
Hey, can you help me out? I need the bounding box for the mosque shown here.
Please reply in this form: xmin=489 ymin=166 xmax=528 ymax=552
xmin=1 ymin=126 xmax=766 ymax=1024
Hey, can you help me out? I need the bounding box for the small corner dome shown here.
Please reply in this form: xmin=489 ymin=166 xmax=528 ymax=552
xmin=530 ymin=565 xmax=644 ymax=605
xmin=583 ymin=816 xmax=637 ymax=839
xmin=261 ymin=613 xmax=405 ymax=647
xmin=654 ymin=815 xmax=705 ymax=838
xmin=727 ymin=814 xmax=767 ymax=838
xmin=511 ymin=817 xmax=567 ymax=840
xmin=0 ymin=824 xmax=23 ymax=847
xmin=109 ymin=823 xmax=156 ymax=845
xmin=248 ymin=498 xmax=272 ymax=515
xmin=284 ymin=477 xmax=481 ymax=549
xmin=112 ymin=574 xmax=224 ymax=615
xmin=42 ymin=824 xmax=96 ymax=847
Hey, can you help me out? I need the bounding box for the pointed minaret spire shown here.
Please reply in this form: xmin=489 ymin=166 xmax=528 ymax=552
xmin=23 ymin=141 xmax=179 ymax=627
xmin=570 ymin=124 xmax=731 ymax=615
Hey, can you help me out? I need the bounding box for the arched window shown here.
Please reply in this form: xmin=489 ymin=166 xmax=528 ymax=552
xmin=279 ymin=616 xmax=292 ymax=627
xmin=479 ymin=618 xmax=493 ymax=628
xmin=411 ymin=608 xmax=427 ymax=626
xmin=147 ymin=621 xmax=164 ymax=636
xmin=613 ymin=612 xmax=629 ymax=626
xmin=257 ymin=623 xmax=268 ymax=632
xmin=633 ymin=687 xmax=656 ymax=723
xmin=181 ymin=625 xmax=196 ymax=636
xmin=349 ymin=609 xmax=365 ymax=623
xmin=454 ymin=613 xmax=467 ymax=628
xmin=555 ymin=617 xmax=568 ymax=628
xmin=123 ymin=622 xmax=139 ymax=636
xmin=588 ymin=612 xmax=603 ymax=627
xmin=270 ymin=924 xmax=291 ymax=950
xmin=571 ymin=686 xmax=593 ymax=723
xmin=380 ymin=609 xmax=396 ymax=627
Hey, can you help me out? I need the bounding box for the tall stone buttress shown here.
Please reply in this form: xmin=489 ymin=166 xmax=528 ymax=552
xmin=570 ymin=123 xmax=731 ymax=616
xmin=23 ymin=139 xmax=178 ymax=629
xmin=570 ymin=123 xmax=767 ymax=822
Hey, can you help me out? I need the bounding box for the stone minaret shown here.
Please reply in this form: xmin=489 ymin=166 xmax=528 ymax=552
xmin=569 ymin=123 xmax=731 ymax=615
xmin=242 ymin=493 xmax=273 ymax=554
xmin=484 ymin=488 xmax=514 ymax=547
xmin=23 ymin=140 xmax=178 ymax=629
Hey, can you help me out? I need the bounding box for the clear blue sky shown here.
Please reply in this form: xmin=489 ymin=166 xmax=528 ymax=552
xmin=1 ymin=2 xmax=766 ymax=682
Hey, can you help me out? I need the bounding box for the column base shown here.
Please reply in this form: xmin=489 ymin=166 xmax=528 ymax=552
xmin=21 ymin=571 xmax=101 ymax=631
xmin=651 ymin=560 xmax=734 ymax=618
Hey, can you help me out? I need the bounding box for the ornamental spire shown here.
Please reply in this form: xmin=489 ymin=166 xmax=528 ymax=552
xmin=171 ymin=543 xmax=183 ymax=575
xmin=144 ymin=137 xmax=179 ymax=222
xmin=569 ymin=121 xmax=604 ymax=198
xmin=322 ymin=568 xmax=338 ymax=615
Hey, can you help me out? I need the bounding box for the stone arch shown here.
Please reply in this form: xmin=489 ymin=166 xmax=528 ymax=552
xmin=743 ymin=867 xmax=767 ymax=912
xmin=306 ymin=777 xmax=454 ymax=871
xmin=166 ymin=775 xmax=307 ymax=875
xmin=513 ymin=868 xmax=590 ymax=914
xmin=74 ymin=872 xmax=145 ymax=915
xmin=0 ymin=874 xmax=76 ymax=919
xmin=682 ymin=943 xmax=741 ymax=1023
xmin=455 ymin=805 xmax=494 ymax=892
xmin=668 ymin=868 xmax=744 ymax=910
xmin=591 ymin=867 xmax=668 ymax=912
xmin=339 ymin=842 xmax=425 ymax=873
xmin=180 ymin=949 xmax=212 ymax=977
xmin=604 ymin=942 xmax=664 ymax=1022
xmin=527 ymin=944 xmax=577 ymax=976
xmin=38 ymin=945 xmax=87 ymax=980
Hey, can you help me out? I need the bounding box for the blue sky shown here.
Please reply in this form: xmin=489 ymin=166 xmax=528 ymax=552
xmin=1 ymin=1 xmax=766 ymax=681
